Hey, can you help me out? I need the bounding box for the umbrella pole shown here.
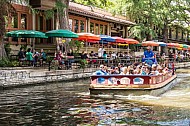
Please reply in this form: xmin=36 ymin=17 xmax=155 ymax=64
xmin=128 ymin=44 xmax=129 ymax=54
xmin=32 ymin=38 xmax=35 ymax=50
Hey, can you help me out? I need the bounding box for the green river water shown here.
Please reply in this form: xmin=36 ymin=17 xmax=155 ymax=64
xmin=0 ymin=69 xmax=190 ymax=126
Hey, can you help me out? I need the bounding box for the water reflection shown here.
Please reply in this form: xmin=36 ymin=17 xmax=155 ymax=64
xmin=0 ymin=77 xmax=190 ymax=125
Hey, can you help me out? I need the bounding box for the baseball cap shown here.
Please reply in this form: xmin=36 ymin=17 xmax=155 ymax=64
xmin=152 ymin=64 xmax=157 ymax=68
xmin=100 ymin=64 xmax=104 ymax=68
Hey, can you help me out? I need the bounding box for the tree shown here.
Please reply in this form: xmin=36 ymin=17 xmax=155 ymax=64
xmin=0 ymin=0 xmax=17 ymax=58
xmin=111 ymin=0 xmax=190 ymax=43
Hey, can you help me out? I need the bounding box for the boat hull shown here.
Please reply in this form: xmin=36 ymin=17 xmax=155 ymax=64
xmin=90 ymin=74 xmax=177 ymax=96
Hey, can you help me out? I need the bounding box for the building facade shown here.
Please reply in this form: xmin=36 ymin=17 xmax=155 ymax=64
xmin=6 ymin=0 xmax=190 ymax=54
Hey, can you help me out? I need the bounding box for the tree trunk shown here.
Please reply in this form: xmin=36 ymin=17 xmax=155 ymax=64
xmin=58 ymin=0 xmax=69 ymax=29
xmin=57 ymin=0 xmax=70 ymax=54
xmin=0 ymin=0 xmax=7 ymax=58
xmin=163 ymin=20 xmax=168 ymax=55
xmin=163 ymin=21 xmax=168 ymax=43
xmin=0 ymin=37 xmax=7 ymax=59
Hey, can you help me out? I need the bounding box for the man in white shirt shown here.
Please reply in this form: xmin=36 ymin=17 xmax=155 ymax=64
xmin=98 ymin=47 xmax=105 ymax=58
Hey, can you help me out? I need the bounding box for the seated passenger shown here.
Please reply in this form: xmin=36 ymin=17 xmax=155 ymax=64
xmin=120 ymin=67 xmax=128 ymax=75
xmin=93 ymin=65 xmax=108 ymax=75
xmin=157 ymin=66 xmax=164 ymax=75
xmin=163 ymin=67 xmax=169 ymax=75
xmin=151 ymin=64 xmax=159 ymax=75
xmin=141 ymin=66 xmax=147 ymax=75
xmin=145 ymin=67 xmax=152 ymax=75
xmin=134 ymin=65 xmax=141 ymax=75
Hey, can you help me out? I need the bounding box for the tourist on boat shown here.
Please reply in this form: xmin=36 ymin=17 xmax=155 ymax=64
xmin=110 ymin=66 xmax=119 ymax=74
xmin=145 ymin=66 xmax=152 ymax=75
xmin=118 ymin=63 xmax=124 ymax=73
xmin=120 ymin=67 xmax=128 ymax=75
xmin=93 ymin=65 xmax=108 ymax=75
xmin=141 ymin=66 xmax=147 ymax=75
xmin=151 ymin=64 xmax=159 ymax=75
xmin=157 ymin=65 xmax=164 ymax=75
xmin=134 ymin=65 xmax=141 ymax=75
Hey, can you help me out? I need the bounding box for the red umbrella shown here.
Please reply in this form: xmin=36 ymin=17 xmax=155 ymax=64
xmin=125 ymin=38 xmax=139 ymax=44
xmin=167 ymin=43 xmax=180 ymax=48
xmin=75 ymin=33 xmax=100 ymax=42
xmin=142 ymin=41 xmax=159 ymax=46
xmin=112 ymin=37 xmax=126 ymax=43
xmin=74 ymin=33 xmax=101 ymax=51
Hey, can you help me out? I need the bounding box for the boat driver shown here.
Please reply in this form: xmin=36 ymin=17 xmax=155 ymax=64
xmin=142 ymin=46 xmax=156 ymax=65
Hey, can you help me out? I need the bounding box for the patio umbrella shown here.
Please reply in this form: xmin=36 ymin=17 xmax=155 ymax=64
xmin=112 ymin=37 xmax=126 ymax=52
xmin=6 ymin=30 xmax=48 ymax=49
xmin=6 ymin=30 xmax=47 ymax=38
xmin=142 ymin=41 xmax=159 ymax=46
xmin=112 ymin=37 xmax=126 ymax=43
xmin=182 ymin=44 xmax=188 ymax=49
xmin=99 ymin=35 xmax=116 ymax=53
xmin=74 ymin=33 xmax=101 ymax=52
xmin=99 ymin=35 xmax=115 ymax=43
xmin=46 ymin=29 xmax=78 ymax=53
xmin=125 ymin=38 xmax=139 ymax=54
xmin=45 ymin=29 xmax=78 ymax=38
xmin=157 ymin=42 xmax=166 ymax=46
xmin=125 ymin=38 xmax=139 ymax=44
xmin=167 ymin=43 xmax=180 ymax=48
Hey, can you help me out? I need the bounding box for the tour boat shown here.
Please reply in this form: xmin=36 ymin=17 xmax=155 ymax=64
xmin=89 ymin=71 xmax=177 ymax=96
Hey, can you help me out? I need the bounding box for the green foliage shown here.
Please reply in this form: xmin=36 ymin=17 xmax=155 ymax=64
xmin=4 ymin=43 xmax=11 ymax=56
xmin=44 ymin=9 xmax=54 ymax=20
xmin=0 ymin=58 xmax=19 ymax=67
xmin=21 ymin=45 xmax=27 ymax=51
xmin=46 ymin=56 xmax=54 ymax=62
xmin=68 ymin=40 xmax=83 ymax=53
xmin=79 ymin=59 xmax=88 ymax=69
xmin=111 ymin=0 xmax=190 ymax=42
xmin=72 ymin=0 xmax=114 ymax=9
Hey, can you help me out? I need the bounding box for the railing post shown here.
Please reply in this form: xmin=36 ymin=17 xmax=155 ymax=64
xmin=48 ymin=61 xmax=51 ymax=71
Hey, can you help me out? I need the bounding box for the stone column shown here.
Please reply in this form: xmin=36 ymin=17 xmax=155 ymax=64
xmin=87 ymin=18 xmax=90 ymax=33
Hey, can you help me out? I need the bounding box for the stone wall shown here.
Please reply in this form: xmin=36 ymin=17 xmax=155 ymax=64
xmin=0 ymin=70 xmax=92 ymax=89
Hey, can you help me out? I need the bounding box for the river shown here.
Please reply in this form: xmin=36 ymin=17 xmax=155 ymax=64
xmin=0 ymin=70 xmax=190 ymax=126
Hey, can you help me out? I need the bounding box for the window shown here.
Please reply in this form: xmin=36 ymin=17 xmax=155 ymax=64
xmin=21 ymin=14 xmax=27 ymax=29
xmin=100 ymin=25 xmax=103 ymax=35
xmin=46 ymin=19 xmax=52 ymax=31
xmin=11 ymin=14 xmax=18 ymax=28
xmin=95 ymin=24 xmax=99 ymax=35
xmin=74 ymin=19 xmax=79 ymax=33
xmin=90 ymin=22 xmax=94 ymax=33
xmin=38 ymin=16 xmax=43 ymax=31
xmin=21 ymin=38 xmax=27 ymax=43
xmin=80 ymin=20 xmax=85 ymax=32
xmin=12 ymin=37 xmax=18 ymax=42
xmin=104 ymin=25 xmax=108 ymax=35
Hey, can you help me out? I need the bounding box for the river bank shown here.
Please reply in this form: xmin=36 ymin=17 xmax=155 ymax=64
xmin=0 ymin=62 xmax=189 ymax=89
xmin=0 ymin=68 xmax=97 ymax=90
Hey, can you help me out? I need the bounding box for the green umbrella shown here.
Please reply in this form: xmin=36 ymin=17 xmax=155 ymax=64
xmin=6 ymin=30 xmax=48 ymax=38
xmin=183 ymin=44 xmax=188 ymax=48
xmin=45 ymin=29 xmax=78 ymax=38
